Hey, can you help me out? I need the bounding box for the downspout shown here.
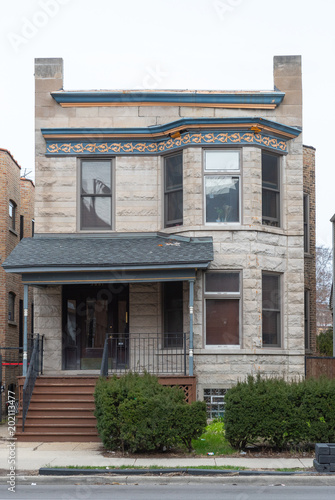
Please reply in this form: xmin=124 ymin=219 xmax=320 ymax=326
xmin=23 ymin=284 xmax=28 ymax=376
xmin=189 ymin=279 xmax=194 ymax=376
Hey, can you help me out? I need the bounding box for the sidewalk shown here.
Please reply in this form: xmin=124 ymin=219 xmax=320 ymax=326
xmin=0 ymin=435 xmax=313 ymax=472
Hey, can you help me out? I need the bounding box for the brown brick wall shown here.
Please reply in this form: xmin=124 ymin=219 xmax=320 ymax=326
xmin=303 ymin=145 xmax=316 ymax=353
xmin=0 ymin=150 xmax=35 ymax=402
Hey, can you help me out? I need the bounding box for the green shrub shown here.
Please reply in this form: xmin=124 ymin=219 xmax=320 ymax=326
xmin=224 ymin=375 xmax=335 ymax=449
xmin=317 ymin=328 xmax=333 ymax=356
xmin=94 ymin=372 xmax=207 ymax=452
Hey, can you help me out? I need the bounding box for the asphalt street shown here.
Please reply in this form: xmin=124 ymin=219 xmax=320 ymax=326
xmin=1 ymin=483 xmax=335 ymax=500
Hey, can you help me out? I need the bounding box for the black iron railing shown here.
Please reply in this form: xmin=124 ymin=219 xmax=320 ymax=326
xmin=0 ymin=335 xmax=36 ymax=421
xmin=100 ymin=332 xmax=188 ymax=377
xmin=22 ymin=334 xmax=43 ymax=431
xmin=100 ymin=335 xmax=109 ymax=377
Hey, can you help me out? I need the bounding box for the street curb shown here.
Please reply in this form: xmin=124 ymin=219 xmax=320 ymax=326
xmin=39 ymin=467 xmax=330 ymax=476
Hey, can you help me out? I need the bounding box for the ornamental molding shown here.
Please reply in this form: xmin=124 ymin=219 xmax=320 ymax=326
xmin=46 ymin=131 xmax=287 ymax=155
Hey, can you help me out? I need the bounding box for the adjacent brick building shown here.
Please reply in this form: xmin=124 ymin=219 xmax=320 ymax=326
xmin=303 ymin=145 xmax=316 ymax=353
xmin=0 ymin=149 xmax=34 ymax=402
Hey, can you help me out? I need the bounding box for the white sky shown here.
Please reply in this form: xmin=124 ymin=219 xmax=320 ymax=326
xmin=1 ymin=0 xmax=334 ymax=245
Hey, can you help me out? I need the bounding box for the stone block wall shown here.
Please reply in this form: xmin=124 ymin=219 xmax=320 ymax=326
xmin=33 ymin=56 xmax=308 ymax=391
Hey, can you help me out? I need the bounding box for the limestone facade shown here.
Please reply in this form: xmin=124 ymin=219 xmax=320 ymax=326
xmin=32 ymin=56 xmax=315 ymax=401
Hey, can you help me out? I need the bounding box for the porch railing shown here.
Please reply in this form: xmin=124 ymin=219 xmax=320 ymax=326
xmin=22 ymin=334 xmax=43 ymax=431
xmin=101 ymin=332 xmax=189 ymax=377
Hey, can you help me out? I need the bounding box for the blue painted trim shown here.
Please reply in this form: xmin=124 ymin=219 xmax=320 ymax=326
xmin=51 ymin=91 xmax=285 ymax=107
xmin=42 ymin=117 xmax=301 ymax=139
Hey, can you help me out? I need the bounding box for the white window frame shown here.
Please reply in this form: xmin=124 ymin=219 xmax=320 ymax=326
xmin=78 ymin=158 xmax=114 ymax=232
xmin=204 ymin=271 xmax=241 ymax=349
xmin=204 ymin=149 xmax=241 ymax=225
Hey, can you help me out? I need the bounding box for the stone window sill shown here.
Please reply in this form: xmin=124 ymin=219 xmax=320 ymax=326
xmin=8 ymin=321 xmax=17 ymax=327
xmin=9 ymin=228 xmax=18 ymax=237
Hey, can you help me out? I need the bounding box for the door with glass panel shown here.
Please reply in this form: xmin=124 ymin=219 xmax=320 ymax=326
xmin=62 ymin=284 xmax=129 ymax=370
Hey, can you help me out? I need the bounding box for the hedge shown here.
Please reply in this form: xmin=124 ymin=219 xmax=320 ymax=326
xmin=224 ymin=375 xmax=335 ymax=449
xmin=94 ymin=372 xmax=207 ymax=452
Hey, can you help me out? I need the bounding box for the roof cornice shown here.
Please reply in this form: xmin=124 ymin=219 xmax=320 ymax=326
xmin=51 ymin=90 xmax=285 ymax=109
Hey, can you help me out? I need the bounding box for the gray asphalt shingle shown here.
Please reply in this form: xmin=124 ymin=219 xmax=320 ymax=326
xmin=2 ymin=233 xmax=213 ymax=270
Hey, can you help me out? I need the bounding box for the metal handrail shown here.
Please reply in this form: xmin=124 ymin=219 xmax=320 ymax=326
xmin=22 ymin=334 xmax=41 ymax=431
xmin=100 ymin=334 xmax=109 ymax=377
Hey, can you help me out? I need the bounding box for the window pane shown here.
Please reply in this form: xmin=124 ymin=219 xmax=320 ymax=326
xmin=206 ymin=299 xmax=239 ymax=345
xmin=8 ymin=293 xmax=15 ymax=321
xmin=163 ymin=282 xmax=183 ymax=348
xmin=262 ymin=153 xmax=279 ymax=189
xmin=205 ymin=151 xmax=239 ymax=171
xmin=81 ymin=162 xmax=111 ymax=194
xmin=262 ymin=310 xmax=280 ymax=346
xmin=206 ymin=273 xmax=239 ymax=293
xmin=165 ymin=190 xmax=183 ymax=226
xmin=262 ymin=274 xmax=280 ymax=310
xmin=262 ymin=189 xmax=279 ymax=221
xmin=165 ymin=154 xmax=182 ymax=190
xmin=81 ymin=197 xmax=112 ymax=229
xmin=205 ymin=176 xmax=239 ymax=222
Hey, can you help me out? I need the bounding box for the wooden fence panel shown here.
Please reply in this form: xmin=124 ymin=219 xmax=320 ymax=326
xmin=306 ymin=356 xmax=335 ymax=379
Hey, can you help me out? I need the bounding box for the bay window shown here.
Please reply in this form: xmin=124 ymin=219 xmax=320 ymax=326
xmin=204 ymin=150 xmax=240 ymax=223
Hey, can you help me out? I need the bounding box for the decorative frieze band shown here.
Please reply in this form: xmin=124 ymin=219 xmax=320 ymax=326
xmin=46 ymin=131 xmax=287 ymax=156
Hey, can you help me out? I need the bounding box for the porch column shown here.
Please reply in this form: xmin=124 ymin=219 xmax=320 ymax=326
xmin=189 ymin=279 xmax=194 ymax=376
xmin=23 ymin=284 xmax=29 ymax=376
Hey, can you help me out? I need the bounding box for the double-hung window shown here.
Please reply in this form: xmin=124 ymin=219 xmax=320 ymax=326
xmin=262 ymin=152 xmax=280 ymax=227
xmin=80 ymin=160 xmax=113 ymax=230
xmin=205 ymin=272 xmax=240 ymax=347
xmin=8 ymin=292 xmax=15 ymax=322
xmin=9 ymin=200 xmax=16 ymax=231
xmin=204 ymin=150 xmax=240 ymax=224
xmin=262 ymin=272 xmax=281 ymax=347
xmin=164 ymin=153 xmax=183 ymax=228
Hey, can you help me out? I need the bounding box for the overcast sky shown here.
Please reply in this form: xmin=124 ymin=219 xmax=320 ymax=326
xmin=1 ymin=0 xmax=334 ymax=245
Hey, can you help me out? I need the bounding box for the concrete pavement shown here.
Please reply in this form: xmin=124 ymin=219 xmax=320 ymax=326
xmin=0 ymin=432 xmax=314 ymax=472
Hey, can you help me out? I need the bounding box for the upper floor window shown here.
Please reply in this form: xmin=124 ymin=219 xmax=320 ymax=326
xmin=262 ymin=272 xmax=281 ymax=347
xmin=205 ymin=271 xmax=241 ymax=347
xmin=303 ymin=193 xmax=309 ymax=253
xmin=8 ymin=292 xmax=15 ymax=322
xmin=20 ymin=215 xmax=24 ymax=240
xmin=262 ymin=152 xmax=280 ymax=227
xmin=80 ymin=160 xmax=113 ymax=230
xmin=9 ymin=200 xmax=16 ymax=231
xmin=204 ymin=150 xmax=240 ymax=224
xmin=164 ymin=153 xmax=183 ymax=228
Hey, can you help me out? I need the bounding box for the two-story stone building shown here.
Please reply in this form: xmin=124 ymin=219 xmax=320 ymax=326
xmin=3 ymin=56 xmax=316 ymax=438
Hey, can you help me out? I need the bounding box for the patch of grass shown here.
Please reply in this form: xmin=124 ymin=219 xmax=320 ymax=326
xmin=191 ymin=419 xmax=237 ymax=456
xmin=275 ymin=467 xmax=307 ymax=472
xmin=48 ymin=465 xmax=247 ymax=471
